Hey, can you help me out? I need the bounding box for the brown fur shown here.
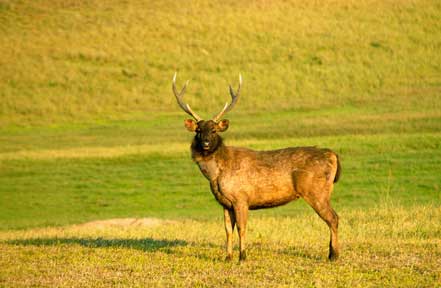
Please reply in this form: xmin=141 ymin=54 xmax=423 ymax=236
xmin=185 ymin=119 xmax=341 ymax=261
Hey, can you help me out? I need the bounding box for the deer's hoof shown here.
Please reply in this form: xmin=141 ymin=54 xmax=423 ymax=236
xmin=328 ymin=251 xmax=339 ymax=262
xmin=225 ymin=255 xmax=233 ymax=262
xmin=239 ymin=251 xmax=247 ymax=261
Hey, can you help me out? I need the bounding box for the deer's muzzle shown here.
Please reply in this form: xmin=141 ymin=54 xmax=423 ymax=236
xmin=202 ymin=141 xmax=210 ymax=150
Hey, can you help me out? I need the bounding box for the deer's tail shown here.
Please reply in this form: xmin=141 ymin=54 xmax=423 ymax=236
xmin=334 ymin=154 xmax=341 ymax=183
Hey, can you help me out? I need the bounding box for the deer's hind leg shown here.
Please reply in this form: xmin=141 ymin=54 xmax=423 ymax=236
xmin=303 ymin=188 xmax=339 ymax=261
xmin=296 ymin=175 xmax=339 ymax=261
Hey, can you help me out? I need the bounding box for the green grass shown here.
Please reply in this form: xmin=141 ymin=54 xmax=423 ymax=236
xmin=0 ymin=129 xmax=440 ymax=230
xmin=0 ymin=0 xmax=441 ymax=286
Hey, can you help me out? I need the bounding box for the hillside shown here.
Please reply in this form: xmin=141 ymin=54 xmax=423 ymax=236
xmin=0 ymin=0 xmax=440 ymax=125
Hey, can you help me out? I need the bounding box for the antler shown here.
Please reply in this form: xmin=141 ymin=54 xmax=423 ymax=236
xmin=172 ymin=72 xmax=202 ymax=122
xmin=212 ymin=74 xmax=242 ymax=122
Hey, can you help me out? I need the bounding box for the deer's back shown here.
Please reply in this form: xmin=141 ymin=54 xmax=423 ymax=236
xmin=225 ymin=146 xmax=337 ymax=173
xmin=218 ymin=146 xmax=339 ymax=209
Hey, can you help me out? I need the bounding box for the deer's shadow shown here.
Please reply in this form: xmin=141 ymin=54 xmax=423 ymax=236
xmin=6 ymin=238 xmax=324 ymax=261
xmin=6 ymin=237 xmax=187 ymax=252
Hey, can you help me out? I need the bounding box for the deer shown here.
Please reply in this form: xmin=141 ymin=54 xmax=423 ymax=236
xmin=172 ymin=73 xmax=341 ymax=262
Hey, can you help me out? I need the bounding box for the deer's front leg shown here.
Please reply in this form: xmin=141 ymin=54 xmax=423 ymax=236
xmin=223 ymin=208 xmax=236 ymax=261
xmin=233 ymin=203 xmax=249 ymax=261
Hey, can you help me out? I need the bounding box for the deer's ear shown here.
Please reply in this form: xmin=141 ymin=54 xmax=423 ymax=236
xmin=217 ymin=119 xmax=229 ymax=132
xmin=184 ymin=119 xmax=198 ymax=132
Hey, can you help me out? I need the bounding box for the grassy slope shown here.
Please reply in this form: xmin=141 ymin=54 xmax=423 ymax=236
xmin=0 ymin=0 xmax=440 ymax=125
xmin=0 ymin=0 xmax=440 ymax=228
xmin=0 ymin=0 xmax=441 ymax=286
xmin=0 ymin=0 xmax=439 ymax=224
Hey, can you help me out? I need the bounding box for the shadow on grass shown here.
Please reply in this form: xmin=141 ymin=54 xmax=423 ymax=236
xmin=278 ymin=247 xmax=323 ymax=261
xmin=6 ymin=238 xmax=324 ymax=261
xmin=6 ymin=237 xmax=187 ymax=252
xmin=252 ymin=243 xmax=323 ymax=261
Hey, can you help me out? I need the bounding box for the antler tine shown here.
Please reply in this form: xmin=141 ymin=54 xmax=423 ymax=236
xmin=213 ymin=74 xmax=242 ymax=122
xmin=172 ymin=72 xmax=202 ymax=122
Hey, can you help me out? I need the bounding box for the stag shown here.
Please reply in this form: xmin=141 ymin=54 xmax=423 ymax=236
xmin=173 ymin=73 xmax=341 ymax=261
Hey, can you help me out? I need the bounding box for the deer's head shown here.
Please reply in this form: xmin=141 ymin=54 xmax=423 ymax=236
xmin=173 ymin=73 xmax=241 ymax=153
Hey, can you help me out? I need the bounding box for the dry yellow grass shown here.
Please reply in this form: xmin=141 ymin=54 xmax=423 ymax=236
xmin=1 ymin=206 xmax=440 ymax=287
xmin=0 ymin=0 xmax=440 ymax=125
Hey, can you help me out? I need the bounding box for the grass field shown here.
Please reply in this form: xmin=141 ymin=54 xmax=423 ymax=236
xmin=0 ymin=0 xmax=440 ymax=286
xmin=1 ymin=206 xmax=440 ymax=287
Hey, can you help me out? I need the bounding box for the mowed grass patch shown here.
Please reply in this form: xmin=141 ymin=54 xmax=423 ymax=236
xmin=1 ymin=132 xmax=440 ymax=230
xmin=0 ymin=206 xmax=440 ymax=287
xmin=1 ymin=107 xmax=440 ymax=154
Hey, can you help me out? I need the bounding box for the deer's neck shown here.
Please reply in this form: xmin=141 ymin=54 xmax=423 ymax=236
xmin=191 ymin=140 xmax=228 ymax=181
